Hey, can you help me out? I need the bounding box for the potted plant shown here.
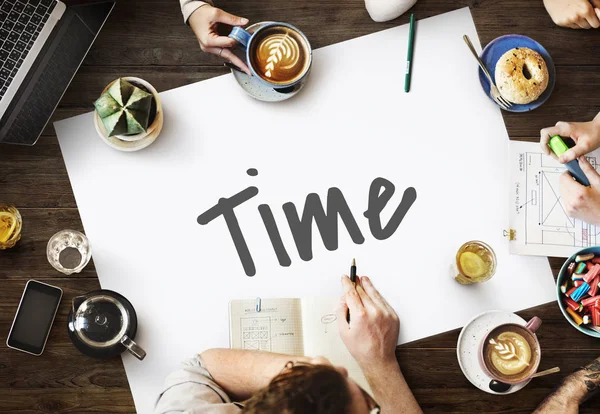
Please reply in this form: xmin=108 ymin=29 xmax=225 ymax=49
xmin=93 ymin=77 xmax=163 ymax=152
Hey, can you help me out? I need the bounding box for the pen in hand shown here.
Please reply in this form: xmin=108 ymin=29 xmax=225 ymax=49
xmin=347 ymin=258 xmax=357 ymax=323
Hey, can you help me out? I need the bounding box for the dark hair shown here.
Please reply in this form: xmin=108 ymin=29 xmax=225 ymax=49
xmin=242 ymin=364 xmax=352 ymax=414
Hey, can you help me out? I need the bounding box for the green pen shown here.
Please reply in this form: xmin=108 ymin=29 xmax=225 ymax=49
xmin=404 ymin=13 xmax=416 ymax=93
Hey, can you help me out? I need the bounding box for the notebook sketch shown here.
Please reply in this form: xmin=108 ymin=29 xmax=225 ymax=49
xmin=241 ymin=317 xmax=272 ymax=351
xmin=229 ymin=297 xmax=371 ymax=395
xmin=509 ymin=141 xmax=600 ymax=257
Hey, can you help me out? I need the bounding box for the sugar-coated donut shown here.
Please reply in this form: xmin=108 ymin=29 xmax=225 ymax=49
xmin=494 ymin=48 xmax=549 ymax=105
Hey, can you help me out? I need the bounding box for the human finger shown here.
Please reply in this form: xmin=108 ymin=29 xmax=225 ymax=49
xmin=596 ymin=8 xmax=600 ymax=21
xmin=341 ymin=275 xmax=364 ymax=313
xmin=213 ymin=8 xmax=249 ymax=27
xmin=548 ymin=122 xmax=592 ymax=163
xmin=585 ymin=8 xmax=600 ymax=28
xmin=218 ymin=48 xmax=252 ymax=76
xmin=540 ymin=122 xmax=572 ymax=157
xmin=337 ymin=298 xmax=350 ymax=331
xmin=559 ymin=170 xmax=579 ymax=196
xmin=205 ymin=34 xmax=238 ymax=49
xmin=360 ymin=276 xmax=393 ymax=312
xmin=578 ymin=156 xmax=600 ymax=187
xmin=356 ymin=282 xmax=376 ymax=311
xmin=560 ymin=140 xmax=592 ymax=164
xmin=577 ymin=17 xmax=592 ymax=29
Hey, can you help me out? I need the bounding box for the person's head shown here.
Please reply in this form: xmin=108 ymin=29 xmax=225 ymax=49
xmin=242 ymin=357 xmax=379 ymax=414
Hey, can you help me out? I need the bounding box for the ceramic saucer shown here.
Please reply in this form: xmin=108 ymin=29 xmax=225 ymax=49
xmin=478 ymin=34 xmax=556 ymax=113
xmin=230 ymin=22 xmax=303 ymax=103
xmin=457 ymin=310 xmax=531 ymax=395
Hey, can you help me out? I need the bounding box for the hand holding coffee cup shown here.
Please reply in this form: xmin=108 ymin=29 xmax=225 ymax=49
xmin=480 ymin=317 xmax=542 ymax=385
xmin=228 ymin=22 xmax=313 ymax=92
xmin=188 ymin=5 xmax=252 ymax=75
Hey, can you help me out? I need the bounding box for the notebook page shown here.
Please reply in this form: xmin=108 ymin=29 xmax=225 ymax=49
xmin=300 ymin=296 xmax=372 ymax=395
xmin=229 ymin=298 xmax=304 ymax=356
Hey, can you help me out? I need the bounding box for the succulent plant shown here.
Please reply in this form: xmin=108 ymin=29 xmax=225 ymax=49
xmin=94 ymin=78 xmax=154 ymax=137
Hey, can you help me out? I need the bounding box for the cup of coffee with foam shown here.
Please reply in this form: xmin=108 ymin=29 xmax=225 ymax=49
xmin=479 ymin=317 xmax=542 ymax=385
xmin=229 ymin=22 xmax=312 ymax=93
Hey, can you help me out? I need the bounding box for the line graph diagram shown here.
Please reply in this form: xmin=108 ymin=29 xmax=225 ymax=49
xmin=523 ymin=153 xmax=598 ymax=248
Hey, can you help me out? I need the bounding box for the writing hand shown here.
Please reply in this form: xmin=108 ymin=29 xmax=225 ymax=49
xmin=337 ymin=275 xmax=399 ymax=372
xmin=560 ymin=156 xmax=600 ymax=225
xmin=188 ymin=5 xmax=252 ymax=75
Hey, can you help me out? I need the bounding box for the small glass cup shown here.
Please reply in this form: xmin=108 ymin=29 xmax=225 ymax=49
xmin=47 ymin=230 xmax=92 ymax=275
xmin=453 ymin=240 xmax=497 ymax=284
xmin=0 ymin=204 xmax=22 ymax=250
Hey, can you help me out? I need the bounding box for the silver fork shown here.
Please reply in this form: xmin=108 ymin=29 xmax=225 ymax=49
xmin=463 ymin=35 xmax=512 ymax=110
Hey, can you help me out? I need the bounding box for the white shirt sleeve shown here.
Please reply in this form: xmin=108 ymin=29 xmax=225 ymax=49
xmin=180 ymin=0 xmax=214 ymax=24
xmin=154 ymin=355 xmax=243 ymax=413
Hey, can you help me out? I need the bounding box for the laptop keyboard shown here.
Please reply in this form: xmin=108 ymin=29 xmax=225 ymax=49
xmin=0 ymin=0 xmax=57 ymax=100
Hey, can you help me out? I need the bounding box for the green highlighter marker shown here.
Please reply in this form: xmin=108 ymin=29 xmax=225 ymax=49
xmin=548 ymin=135 xmax=590 ymax=187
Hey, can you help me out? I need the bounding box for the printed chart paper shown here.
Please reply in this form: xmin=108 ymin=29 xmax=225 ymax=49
xmin=509 ymin=140 xmax=600 ymax=257
xmin=54 ymin=8 xmax=556 ymax=413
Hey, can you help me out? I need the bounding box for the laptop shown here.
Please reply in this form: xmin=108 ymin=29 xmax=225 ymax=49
xmin=0 ymin=0 xmax=115 ymax=146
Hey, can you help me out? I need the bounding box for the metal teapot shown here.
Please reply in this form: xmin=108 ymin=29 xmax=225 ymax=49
xmin=68 ymin=290 xmax=146 ymax=360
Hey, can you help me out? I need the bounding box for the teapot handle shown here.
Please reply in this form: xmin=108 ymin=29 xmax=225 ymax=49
xmin=121 ymin=335 xmax=146 ymax=360
xmin=72 ymin=295 xmax=87 ymax=314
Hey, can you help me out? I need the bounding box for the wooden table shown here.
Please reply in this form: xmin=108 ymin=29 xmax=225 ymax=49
xmin=1 ymin=0 xmax=599 ymax=412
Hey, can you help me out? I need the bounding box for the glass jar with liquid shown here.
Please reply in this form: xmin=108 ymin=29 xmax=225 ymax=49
xmin=453 ymin=240 xmax=497 ymax=284
xmin=0 ymin=204 xmax=22 ymax=249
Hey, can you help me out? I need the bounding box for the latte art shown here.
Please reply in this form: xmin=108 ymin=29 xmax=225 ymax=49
xmin=260 ymin=34 xmax=300 ymax=79
xmin=250 ymin=27 xmax=310 ymax=85
xmin=488 ymin=332 xmax=531 ymax=376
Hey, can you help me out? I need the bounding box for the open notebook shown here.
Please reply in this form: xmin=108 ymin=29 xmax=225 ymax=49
xmin=229 ymin=297 xmax=371 ymax=395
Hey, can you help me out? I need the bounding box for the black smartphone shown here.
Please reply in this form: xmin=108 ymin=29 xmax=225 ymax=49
xmin=7 ymin=280 xmax=63 ymax=356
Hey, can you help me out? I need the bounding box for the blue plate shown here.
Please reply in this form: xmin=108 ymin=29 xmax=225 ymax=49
xmin=479 ymin=34 xmax=556 ymax=112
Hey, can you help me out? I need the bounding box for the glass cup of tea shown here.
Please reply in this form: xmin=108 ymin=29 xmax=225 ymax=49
xmin=47 ymin=229 xmax=92 ymax=275
xmin=0 ymin=204 xmax=22 ymax=250
xmin=453 ymin=240 xmax=497 ymax=284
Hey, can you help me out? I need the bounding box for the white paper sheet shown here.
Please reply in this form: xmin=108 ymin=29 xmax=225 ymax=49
xmin=509 ymin=140 xmax=600 ymax=257
xmin=54 ymin=8 xmax=556 ymax=413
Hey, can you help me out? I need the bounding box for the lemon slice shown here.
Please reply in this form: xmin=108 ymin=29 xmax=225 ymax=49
xmin=459 ymin=251 xmax=486 ymax=278
xmin=0 ymin=212 xmax=17 ymax=243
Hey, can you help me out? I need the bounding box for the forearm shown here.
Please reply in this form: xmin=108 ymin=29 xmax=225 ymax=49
xmin=534 ymin=357 xmax=600 ymax=413
xmin=200 ymin=349 xmax=310 ymax=401
xmin=362 ymin=360 xmax=422 ymax=414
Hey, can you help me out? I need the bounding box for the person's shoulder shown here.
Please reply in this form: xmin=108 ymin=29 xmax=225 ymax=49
xmin=154 ymin=355 xmax=242 ymax=414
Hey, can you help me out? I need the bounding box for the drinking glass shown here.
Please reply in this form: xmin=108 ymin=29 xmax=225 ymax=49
xmin=47 ymin=230 xmax=92 ymax=275
xmin=0 ymin=204 xmax=22 ymax=250
xmin=453 ymin=240 xmax=497 ymax=284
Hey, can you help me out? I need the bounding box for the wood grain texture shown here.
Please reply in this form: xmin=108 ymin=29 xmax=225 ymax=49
xmin=1 ymin=0 xmax=599 ymax=412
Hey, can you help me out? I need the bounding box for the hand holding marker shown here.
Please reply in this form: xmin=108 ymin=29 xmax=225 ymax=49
xmin=347 ymin=258 xmax=357 ymax=323
xmin=548 ymin=135 xmax=590 ymax=187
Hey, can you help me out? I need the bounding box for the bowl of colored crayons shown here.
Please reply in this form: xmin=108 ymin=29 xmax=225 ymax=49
xmin=557 ymin=247 xmax=600 ymax=338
